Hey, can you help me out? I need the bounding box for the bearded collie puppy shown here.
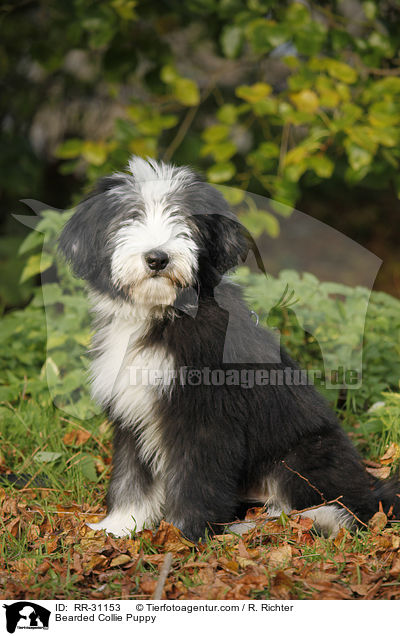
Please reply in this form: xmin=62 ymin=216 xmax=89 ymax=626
xmin=59 ymin=156 xmax=400 ymax=541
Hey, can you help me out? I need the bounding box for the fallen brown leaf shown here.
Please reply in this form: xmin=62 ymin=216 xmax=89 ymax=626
xmin=83 ymin=554 xmax=108 ymax=573
xmin=380 ymin=443 xmax=400 ymax=465
xmin=110 ymin=554 xmax=133 ymax=568
xmin=369 ymin=511 xmax=387 ymax=533
xmin=268 ymin=544 xmax=292 ymax=566
xmin=63 ymin=429 xmax=91 ymax=446
xmin=365 ymin=466 xmax=391 ymax=480
xmin=218 ymin=557 xmax=239 ymax=574
xmin=26 ymin=524 xmax=40 ymax=541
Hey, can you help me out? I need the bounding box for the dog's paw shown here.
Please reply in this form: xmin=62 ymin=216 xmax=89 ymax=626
xmin=86 ymin=510 xmax=143 ymax=537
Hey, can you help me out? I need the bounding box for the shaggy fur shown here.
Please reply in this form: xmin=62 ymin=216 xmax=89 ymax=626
xmin=59 ymin=156 xmax=400 ymax=540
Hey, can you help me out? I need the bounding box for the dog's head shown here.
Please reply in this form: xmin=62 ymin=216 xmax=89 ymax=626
xmin=59 ymin=156 xmax=250 ymax=309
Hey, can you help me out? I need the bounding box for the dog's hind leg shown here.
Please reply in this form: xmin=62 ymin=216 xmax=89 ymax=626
xmin=88 ymin=424 xmax=164 ymax=537
xmin=270 ymin=428 xmax=378 ymax=536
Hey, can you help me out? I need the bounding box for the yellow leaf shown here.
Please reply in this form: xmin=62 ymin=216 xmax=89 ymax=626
xmin=81 ymin=141 xmax=107 ymax=166
xmin=110 ymin=554 xmax=132 ymax=567
xmin=20 ymin=252 xmax=53 ymax=283
xmin=237 ymin=556 xmax=255 ymax=568
xmin=290 ymin=90 xmax=320 ymax=113
xmin=172 ymin=78 xmax=200 ymax=106
xmin=236 ymin=82 xmax=272 ymax=103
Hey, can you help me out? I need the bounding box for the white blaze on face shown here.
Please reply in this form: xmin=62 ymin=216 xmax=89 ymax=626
xmin=110 ymin=173 xmax=198 ymax=307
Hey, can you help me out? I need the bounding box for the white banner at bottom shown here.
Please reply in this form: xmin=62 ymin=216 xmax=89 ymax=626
xmin=1 ymin=599 xmax=398 ymax=635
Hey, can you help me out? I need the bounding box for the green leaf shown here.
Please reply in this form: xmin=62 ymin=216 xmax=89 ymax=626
xmin=271 ymin=177 xmax=300 ymax=208
xmin=217 ymin=104 xmax=238 ymax=125
xmin=325 ymin=59 xmax=357 ymax=84
xmin=346 ymin=125 xmax=377 ymax=154
xmin=55 ymin=138 xmax=84 ymax=159
xmin=42 ymin=357 xmax=60 ymax=385
xmin=255 ymin=142 xmax=280 ymax=159
xmin=160 ymin=64 xmax=179 ymax=84
xmin=290 ymin=90 xmax=320 ymax=113
xmin=248 ymin=142 xmax=280 ymax=172
xmin=207 ymin=161 xmax=236 ymax=183
xmin=315 ymin=76 xmax=340 ymax=108
xmin=344 ymin=140 xmax=373 ymax=171
xmin=368 ymin=101 xmax=400 ymax=128
xmin=220 ymin=25 xmax=243 ymax=59
xmin=0 ymin=385 xmax=22 ymax=401
xmin=47 ymin=333 xmax=69 ymax=348
xmin=214 ymin=185 xmax=245 ymax=205
xmin=201 ymin=141 xmax=236 ymax=162
xmin=111 ymin=0 xmax=137 ymax=21
xmin=294 ymin=20 xmax=326 ymax=56
xmin=35 ymin=451 xmax=63 ymax=463
xmin=362 ymin=1 xmax=376 ymax=19
xmin=308 ymin=155 xmax=334 ymax=178
xmin=241 ymin=209 xmax=280 ymax=238
xmin=81 ymin=141 xmax=108 ymax=166
xmin=246 ymin=19 xmax=289 ymax=54
xmin=236 ymin=82 xmax=272 ymax=103
xmin=20 ymin=252 xmax=53 ymax=283
xmin=79 ymin=455 xmax=98 ymax=481
xmin=18 ymin=231 xmax=44 ymax=255
xmin=172 ymin=78 xmax=200 ymax=106
xmin=202 ymin=124 xmax=229 ymax=144
xmin=285 ymin=2 xmax=310 ymax=26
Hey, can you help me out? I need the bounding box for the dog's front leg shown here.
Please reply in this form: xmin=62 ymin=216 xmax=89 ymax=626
xmin=164 ymin=431 xmax=243 ymax=542
xmin=88 ymin=425 xmax=164 ymax=537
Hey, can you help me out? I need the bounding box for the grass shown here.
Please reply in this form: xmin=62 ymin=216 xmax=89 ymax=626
xmin=1 ymin=391 xmax=400 ymax=600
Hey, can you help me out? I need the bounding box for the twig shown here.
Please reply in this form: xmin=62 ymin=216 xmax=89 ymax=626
xmin=282 ymin=460 xmax=369 ymax=528
xmin=331 ymin=499 xmax=369 ymax=528
xmin=278 ymin=121 xmax=290 ymax=177
xmin=19 ymin=464 xmax=48 ymax=491
xmin=18 ymin=487 xmax=73 ymax=492
xmin=163 ymin=79 xmax=217 ymax=163
xmin=152 ymin=552 xmax=173 ymax=600
xmin=281 ymin=460 xmax=326 ymax=501
xmin=365 ymin=66 xmax=400 ymax=76
xmin=163 ymin=106 xmax=199 ymax=163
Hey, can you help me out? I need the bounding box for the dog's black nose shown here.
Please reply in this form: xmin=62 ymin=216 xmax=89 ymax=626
xmin=145 ymin=250 xmax=169 ymax=271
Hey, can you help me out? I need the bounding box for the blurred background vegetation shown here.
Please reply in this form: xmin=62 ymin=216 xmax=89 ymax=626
xmin=2 ymin=0 xmax=400 ymax=313
xmin=1 ymin=0 xmax=400 ymax=434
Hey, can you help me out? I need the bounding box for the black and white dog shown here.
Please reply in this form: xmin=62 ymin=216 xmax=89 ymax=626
xmin=59 ymin=156 xmax=400 ymax=540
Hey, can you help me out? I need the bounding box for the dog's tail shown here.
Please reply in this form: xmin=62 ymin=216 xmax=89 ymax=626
xmin=372 ymin=475 xmax=400 ymax=520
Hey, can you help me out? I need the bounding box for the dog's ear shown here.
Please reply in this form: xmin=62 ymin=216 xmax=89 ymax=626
xmin=59 ymin=175 xmax=123 ymax=280
xmin=206 ymin=213 xmax=250 ymax=274
xmin=190 ymin=183 xmax=264 ymax=275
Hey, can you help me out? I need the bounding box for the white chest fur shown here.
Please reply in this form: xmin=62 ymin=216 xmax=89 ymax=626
xmin=89 ymin=293 xmax=174 ymax=474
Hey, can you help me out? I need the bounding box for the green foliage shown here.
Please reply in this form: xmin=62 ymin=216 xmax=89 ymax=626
xmin=1 ymin=0 xmax=400 ymax=460
xmin=3 ymin=0 xmax=400 ymax=219
xmin=1 ymin=215 xmax=400 ymax=425
xmin=0 ymin=209 xmax=97 ymax=420
xmin=234 ymin=267 xmax=400 ymax=412
xmin=360 ymin=392 xmax=400 ymax=455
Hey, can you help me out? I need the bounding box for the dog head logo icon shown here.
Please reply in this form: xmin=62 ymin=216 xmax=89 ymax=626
xmin=3 ymin=602 xmax=50 ymax=634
